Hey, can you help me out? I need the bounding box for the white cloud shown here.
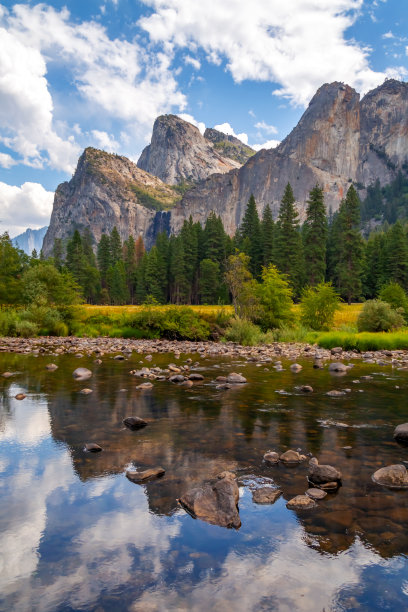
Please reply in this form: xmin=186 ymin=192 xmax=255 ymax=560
xmin=213 ymin=122 xmax=249 ymax=144
xmin=254 ymin=121 xmax=278 ymax=135
xmin=184 ymin=55 xmax=201 ymax=70
xmin=178 ymin=113 xmax=205 ymax=134
xmin=0 ymin=152 xmax=17 ymax=168
xmin=0 ymin=4 xmax=186 ymax=172
xmin=91 ymin=130 xmax=120 ymax=152
xmin=139 ymin=0 xmax=396 ymax=106
xmin=252 ymin=139 xmax=280 ymax=151
xmin=0 ymin=181 xmax=54 ymax=236
xmin=0 ymin=25 xmax=80 ymax=172
xmin=382 ymin=31 xmax=394 ymax=39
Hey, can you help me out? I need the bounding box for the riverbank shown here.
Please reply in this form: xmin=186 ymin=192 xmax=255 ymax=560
xmin=2 ymin=335 xmax=408 ymax=366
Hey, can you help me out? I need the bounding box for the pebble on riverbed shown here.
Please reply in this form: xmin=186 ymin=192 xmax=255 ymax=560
xmin=286 ymin=495 xmax=317 ymax=510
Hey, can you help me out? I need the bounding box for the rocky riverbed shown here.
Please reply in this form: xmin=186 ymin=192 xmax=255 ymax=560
xmin=1 ymin=335 xmax=408 ymax=367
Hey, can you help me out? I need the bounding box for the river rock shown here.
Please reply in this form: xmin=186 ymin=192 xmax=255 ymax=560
xmin=331 ymin=347 xmax=343 ymax=355
xmin=178 ymin=471 xmax=241 ymax=529
xmin=84 ymin=443 xmax=102 ymax=452
xmin=188 ymin=373 xmax=204 ymax=381
xmin=181 ymin=379 xmax=194 ymax=388
xmin=286 ymin=495 xmax=317 ymax=510
xmin=393 ymin=423 xmax=408 ymax=444
xmin=136 ymin=382 xmax=153 ymax=390
xmin=79 ymin=388 xmax=93 ymax=395
xmin=46 ymin=363 xmax=58 ymax=371
xmin=263 ymin=451 xmax=280 ymax=464
xmin=329 ymin=362 xmax=348 ymax=373
xmin=169 ymin=374 xmax=185 ymax=383
xmin=72 ymin=367 xmax=92 ymax=381
xmin=123 ymin=416 xmax=148 ymax=430
xmin=300 ymin=385 xmax=313 ymax=393
xmin=290 ymin=363 xmax=302 ymax=373
xmin=252 ymin=488 xmax=282 ymax=504
xmin=227 ymin=373 xmax=247 ymax=384
xmin=216 ymin=383 xmax=233 ymax=390
xmin=372 ymin=464 xmax=408 ymax=489
xmin=15 ymin=393 xmax=26 ymax=400
xmin=306 ymin=488 xmax=327 ymax=500
xmin=308 ymin=462 xmax=342 ymax=485
xmin=2 ymin=372 xmax=14 ymax=378
xmin=280 ymin=450 xmax=305 ymax=464
xmin=114 ymin=354 xmax=125 ymax=360
xmin=326 ymin=390 xmax=346 ymax=397
xmin=126 ymin=467 xmax=165 ymax=483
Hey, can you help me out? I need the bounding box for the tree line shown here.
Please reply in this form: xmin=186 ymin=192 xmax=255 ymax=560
xmin=3 ymin=180 xmax=408 ymax=307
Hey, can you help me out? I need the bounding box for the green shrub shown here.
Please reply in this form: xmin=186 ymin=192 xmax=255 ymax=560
xmin=256 ymin=264 xmax=295 ymax=330
xmin=224 ymin=317 xmax=263 ymax=345
xmin=270 ymin=324 xmax=311 ymax=343
xmin=15 ymin=320 xmax=39 ymax=337
xmin=0 ymin=309 xmax=18 ymax=336
xmin=379 ymin=283 xmax=408 ymax=319
xmin=357 ymin=299 xmax=405 ymax=332
xmin=300 ymin=282 xmax=341 ymax=330
xmin=123 ymin=306 xmax=210 ymax=340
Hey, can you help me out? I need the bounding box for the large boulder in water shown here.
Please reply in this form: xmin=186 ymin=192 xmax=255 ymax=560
xmin=308 ymin=461 xmax=342 ymax=486
xmin=372 ymin=464 xmax=408 ymax=489
xmin=178 ymin=471 xmax=241 ymax=529
xmin=394 ymin=423 xmax=408 ymax=444
xmin=73 ymin=367 xmax=92 ymax=381
xmin=123 ymin=416 xmax=148 ymax=430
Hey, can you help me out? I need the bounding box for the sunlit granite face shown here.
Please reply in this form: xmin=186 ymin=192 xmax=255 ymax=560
xmin=1 ymin=353 xmax=408 ymax=611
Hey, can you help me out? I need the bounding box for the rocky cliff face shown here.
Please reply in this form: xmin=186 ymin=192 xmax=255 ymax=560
xmin=172 ymin=79 xmax=408 ymax=233
xmin=204 ymin=128 xmax=255 ymax=164
xmin=44 ymin=80 xmax=408 ymax=251
xmin=42 ymin=148 xmax=178 ymax=256
xmin=137 ymin=115 xmax=242 ymax=185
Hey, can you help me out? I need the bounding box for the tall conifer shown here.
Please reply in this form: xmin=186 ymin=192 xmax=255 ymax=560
xmin=303 ymin=185 xmax=327 ymax=286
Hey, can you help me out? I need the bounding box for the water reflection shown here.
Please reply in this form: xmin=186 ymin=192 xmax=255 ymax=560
xmin=0 ymin=353 xmax=408 ymax=610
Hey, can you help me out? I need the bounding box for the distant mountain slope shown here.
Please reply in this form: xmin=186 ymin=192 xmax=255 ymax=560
xmin=204 ymin=127 xmax=255 ymax=165
xmin=12 ymin=226 xmax=48 ymax=255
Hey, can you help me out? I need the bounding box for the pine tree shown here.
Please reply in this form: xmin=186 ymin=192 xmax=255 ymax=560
xmin=169 ymin=236 xmax=188 ymax=304
xmin=336 ymin=185 xmax=364 ymax=304
xmin=275 ymin=183 xmax=304 ymax=296
xmin=261 ymin=203 xmax=275 ymax=267
xmin=239 ymin=194 xmax=262 ymax=276
xmin=303 ymin=185 xmax=327 ymax=286
xmin=123 ymin=236 xmax=137 ymax=303
xmin=203 ymin=212 xmax=226 ymax=267
xmin=385 ymin=221 xmax=408 ymax=290
xmin=53 ymin=238 xmax=64 ymax=271
xmin=135 ymin=235 xmax=146 ymax=264
xmin=199 ymin=259 xmax=220 ymax=304
xmin=97 ymin=234 xmax=111 ymax=287
xmin=180 ymin=217 xmax=198 ymax=302
xmin=155 ymin=231 xmax=170 ymax=302
xmin=66 ymin=230 xmax=85 ymax=283
xmin=363 ymin=232 xmax=386 ymax=298
xmin=110 ymin=227 xmax=122 ymax=265
xmin=144 ymin=246 xmax=167 ymax=303
xmin=134 ymin=254 xmax=147 ymax=304
xmin=107 ymin=261 xmax=129 ymax=304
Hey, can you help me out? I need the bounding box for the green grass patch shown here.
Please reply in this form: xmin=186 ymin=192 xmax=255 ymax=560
xmin=309 ymin=330 xmax=408 ymax=351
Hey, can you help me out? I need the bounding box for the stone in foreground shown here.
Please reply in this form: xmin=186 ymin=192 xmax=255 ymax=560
xmin=227 ymin=373 xmax=247 ymax=384
xmin=178 ymin=471 xmax=241 ymax=529
xmin=252 ymin=488 xmax=282 ymax=504
xmin=263 ymin=451 xmax=280 ymax=464
xmin=286 ymin=495 xmax=317 ymax=510
xmin=84 ymin=443 xmax=102 ymax=452
xmin=394 ymin=423 xmax=408 ymax=444
xmin=123 ymin=416 xmax=148 ymax=430
xmin=372 ymin=464 xmax=408 ymax=489
xmin=280 ymin=450 xmax=306 ymax=464
xmin=126 ymin=467 xmax=165 ymax=483
xmin=73 ymin=367 xmax=92 ymax=381
xmin=306 ymin=488 xmax=327 ymax=500
xmin=328 ymin=362 xmax=348 ymax=373
xmin=308 ymin=461 xmax=342 ymax=486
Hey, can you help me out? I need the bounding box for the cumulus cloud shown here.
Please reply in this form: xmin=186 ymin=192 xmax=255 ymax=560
xmin=252 ymin=139 xmax=280 ymax=151
xmin=0 ymin=152 xmax=17 ymax=168
xmin=139 ymin=0 xmax=399 ymax=105
xmin=90 ymin=130 xmax=120 ymax=152
xmin=213 ymin=122 xmax=249 ymax=144
xmin=178 ymin=113 xmax=205 ymax=134
xmin=254 ymin=121 xmax=278 ymax=135
xmin=0 ymin=181 xmax=54 ymax=236
xmin=184 ymin=55 xmax=201 ymax=70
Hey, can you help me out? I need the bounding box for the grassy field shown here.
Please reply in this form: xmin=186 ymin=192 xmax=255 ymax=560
xmin=79 ymin=303 xmax=361 ymax=329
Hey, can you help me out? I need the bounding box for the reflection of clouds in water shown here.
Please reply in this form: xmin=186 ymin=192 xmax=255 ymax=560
xmin=133 ymin=528 xmax=383 ymax=612
xmin=0 ymin=394 xmax=50 ymax=445
xmin=9 ymin=483 xmax=181 ymax=612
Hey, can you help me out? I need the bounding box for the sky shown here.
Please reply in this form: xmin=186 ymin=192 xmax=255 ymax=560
xmin=0 ymin=0 xmax=407 ymax=237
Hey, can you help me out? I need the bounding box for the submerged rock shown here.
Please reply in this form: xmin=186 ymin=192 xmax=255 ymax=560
xmin=326 ymin=390 xmax=346 ymax=397
xmin=394 ymin=423 xmax=408 ymax=444
xmin=280 ymin=450 xmax=306 ymax=464
xmin=123 ymin=416 xmax=148 ymax=430
xmin=328 ymin=362 xmax=348 ymax=373
xmin=73 ymin=367 xmax=92 ymax=381
xmin=84 ymin=442 xmax=102 ymax=452
xmin=46 ymin=363 xmax=58 ymax=371
xmin=178 ymin=471 xmax=241 ymax=529
xmin=80 ymin=388 xmax=93 ymax=395
xmin=306 ymin=488 xmax=327 ymax=500
xmin=188 ymin=373 xmax=204 ymax=381
xmin=2 ymin=372 xmax=14 ymax=378
xmin=169 ymin=374 xmax=185 ymax=383
xmin=372 ymin=464 xmax=408 ymax=489
xmin=126 ymin=467 xmax=165 ymax=483
xmin=290 ymin=363 xmax=302 ymax=373
xmin=227 ymin=373 xmax=247 ymax=384
xmin=136 ymin=382 xmax=153 ymax=390
xmin=263 ymin=451 xmax=280 ymax=464
xmin=252 ymin=487 xmax=282 ymax=504
xmin=15 ymin=393 xmax=26 ymax=400
xmin=286 ymin=495 xmax=317 ymax=510
xmin=299 ymin=385 xmax=313 ymax=393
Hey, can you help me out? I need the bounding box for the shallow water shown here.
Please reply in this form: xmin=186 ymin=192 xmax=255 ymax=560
xmin=1 ymin=351 xmax=408 ymax=611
